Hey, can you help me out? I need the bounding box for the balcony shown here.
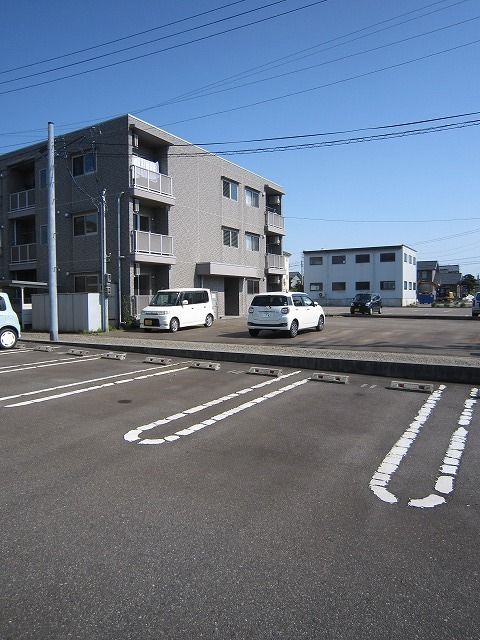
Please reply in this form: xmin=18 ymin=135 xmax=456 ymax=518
xmin=132 ymin=230 xmax=176 ymax=265
xmin=130 ymin=164 xmax=175 ymax=206
xmin=265 ymin=253 xmax=286 ymax=275
xmin=9 ymin=189 xmax=35 ymax=214
xmin=265 ymin=209 xmax=285 ymax=235
xmin=10 ymin=243 xmax=37 ymax=264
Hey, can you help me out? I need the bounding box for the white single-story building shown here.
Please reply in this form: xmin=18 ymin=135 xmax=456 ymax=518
xmin=303 ymin=245 xmax=418 ymax=306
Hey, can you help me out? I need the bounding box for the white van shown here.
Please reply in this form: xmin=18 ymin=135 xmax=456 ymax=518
xmin=140 ymin=288 xmax=215 ymax=333
xmin=0 ymin=292 xmax=21 ymax=349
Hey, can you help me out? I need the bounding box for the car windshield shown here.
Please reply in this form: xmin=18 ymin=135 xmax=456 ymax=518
xmin=252 ymin=295 xmax=290 ymax=307
xmin=353 ymin=294 xmax=372 ymax=302
xmin=149 ymin=291 xmax=181 ymax=307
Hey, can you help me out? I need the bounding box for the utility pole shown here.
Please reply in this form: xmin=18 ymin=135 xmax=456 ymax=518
xmin=99 ymin=189 xmax=108 ymax=332
xmin=47 ymin=122 xmax=59 ymax=341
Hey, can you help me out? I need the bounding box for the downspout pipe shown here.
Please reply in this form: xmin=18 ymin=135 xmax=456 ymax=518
xmin=117 ymin=191 xmax=125 ymax=327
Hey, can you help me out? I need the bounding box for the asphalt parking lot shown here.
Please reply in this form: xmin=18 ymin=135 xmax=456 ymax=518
xmin=125 ymin=309 xmax=480 ymax=359
xmin=2 ymin=344 xmax=480 ymax=639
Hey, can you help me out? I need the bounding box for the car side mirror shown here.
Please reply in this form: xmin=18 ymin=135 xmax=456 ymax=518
xmin=313 ymin=301 xmax=318 ymax=306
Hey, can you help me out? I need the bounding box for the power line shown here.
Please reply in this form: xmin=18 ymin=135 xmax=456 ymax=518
xmin=158 ymin=37 xmax=480 ymax=128
xmin=0 ymin=0 xmax=252 ymax=76
xmin=0 ymin=0 xmax=468 ymax=136
xmin=138 ymin=6 xmax=479 ymax=113
xmin=0 ymin=1 xmax=327 ymax=96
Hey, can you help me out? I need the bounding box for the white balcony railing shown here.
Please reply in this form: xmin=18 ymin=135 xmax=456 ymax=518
xmin=266 ymin=253 xmax=285 ymax=270
xmin=9 ymin=189 xmax=35 ymax=212
xmin=133 ymin=230 xmax=174 ymax=256
xmin=11 ymin=243 xmax=36 ymax=263
xmin=266 ymin=210 xmax=284 ymax=231
xmin=130 ymin=165 xmax=173 ymax=197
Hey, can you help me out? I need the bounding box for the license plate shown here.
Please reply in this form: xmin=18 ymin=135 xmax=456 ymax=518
xmin=144 ymin=319 xmax=153 ymax=325
xmin=261 ymin=312 xmax=271 ymax=318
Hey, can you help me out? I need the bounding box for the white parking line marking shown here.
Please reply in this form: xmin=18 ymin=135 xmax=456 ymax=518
xmin=369 ymin=385 xmax=446 ymax=504
xmin=0 ymin=349 xmax=33 ymax=356
xmin=124 ymin=371 xmax=304 ymax=445
xmin=4 ymin=366 xmax=190 ymax=407
xmin=408 ymin=388 xmax=478 ymax=509
xmin=0 ymin=356 xmax=102 ymax=375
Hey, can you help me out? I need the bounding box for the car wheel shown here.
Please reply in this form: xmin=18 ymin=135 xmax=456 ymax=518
xmin=316 ymin=315 xmax=325 ymax=331
xmin=368 ymin=307 xmax=373 ymax=316
xmin=0 ymin=327 xmax=18 ymax=350
xmin=249 ymin=329 xmax=260 ymax=337
xmin=204 ymin=314 xmax=214 ymax=328
xmin=169 ymin=317 xmax=180 ymax=333
xmin=350 ymin=309 xmax=355 ymax=315
xmin=288 ymin=320 xmax=299 ymax=338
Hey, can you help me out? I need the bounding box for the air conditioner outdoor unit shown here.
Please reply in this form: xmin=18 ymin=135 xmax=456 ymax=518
xmin=133 ymin=198 xmax=140 ymax=213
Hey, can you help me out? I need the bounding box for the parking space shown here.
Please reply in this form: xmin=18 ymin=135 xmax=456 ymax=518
xmin=2 ymin=346 xmax=478 ymax=512
xmin=3 ymin=345 xmax=480 ymax=639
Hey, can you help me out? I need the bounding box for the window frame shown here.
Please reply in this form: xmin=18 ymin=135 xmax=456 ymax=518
xmin=72 ymin=151 xmax=97 ymax=177
xmin=245 ymin=187 xmax=260 ymax=208
xmin=332 ymin=281 xmax=346 ymax=291
xmin=73 ymin=273 xmax=99 ymax=293
xmin=332 ymin=255 xmax=346 ymax=265
xmin=222 ymin=179 xmax=238 ymax=201
xmin=355 ymin=281 xmax=370 ymax=291
xmin=222 ymin=226 xmax=239 ymax=248
xmin=245 ymin=232 xmax=260 ymax=252
xmin=355 ymin=254 xmax=370 ymax=264
xmin=380 ymin=252 xmax=396 ymax=262
xmin=380 ymin=281 xmax=395 ymax=290
xmin=309 ymin=256 xmax=323 ymax=266
xmin=310 ymin=282 xmax=323 ymax=292
xmin=73 ymin=212 xmax=98 ymax=237
xmin=247 ymin=279 xmax=260 ymax=295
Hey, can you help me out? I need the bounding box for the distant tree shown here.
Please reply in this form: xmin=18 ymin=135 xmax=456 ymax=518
xmin=290 ymin=280 xmax=304 ymax=292
xmin=461 ymin=273 xmax=476 ymax=294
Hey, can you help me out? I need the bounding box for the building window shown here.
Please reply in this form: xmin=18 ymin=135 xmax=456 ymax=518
xmin=332 ymin=255 xmax=346 ymax=264
xmin=309 ymin=256 xmax=323 ymax=265
xmin=247 ymin=279 xmax=260 ymax=294
xmin=380 ymin=252 xmax=396 ymax=262
xmin=310 ymin=282 xmax=323 ymax=292
xmin=413 ymin=256 xmax=416 ymax=265
xmin=404 ymin=281 xmax=408 ymax=290
xmin=222 ymin=179 xmax=238 ymax=201
xmin=223 ymin=227 xmax=239 ymax=248
xmin=409 ymin=282 xmax=413 ymax=290
xmin=404 ymin=253 xmax=407 ymax=262
xmin=332 ymin=282 xmax=346 ymax=291
xmin=39 ymin=168 xmax=47 ymax=189
xmin=73 ymin=212 xmax=98 ymax=237
xmin=245 ymin=187 xmax=259 ymax=208
xmin=356 ymin=281 xmax=370 ymax=290
xmin=409 ymin=255 xmax=412 ymax=264
xmin=74 ymin=273 xmax=99 ymax=293
xmin=413 ymin=282 xmax=416 ymax=290
xmin=40 ymin=224 xmax=48 ymax=245
xmin=355 ymin=254 xmax=370 ymax=263
xmin=380 ymin=281 xmax=395 ymax=290
xmin=72 ymin=152 xmax=96 ymax=177
xmin=245 ymin=232 xmax=260 ymax=251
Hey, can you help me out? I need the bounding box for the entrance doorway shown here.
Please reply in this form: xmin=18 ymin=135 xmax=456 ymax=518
xmin=224 ymin=277 xmax=240 ymax=315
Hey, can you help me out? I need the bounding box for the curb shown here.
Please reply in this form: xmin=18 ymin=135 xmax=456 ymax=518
xmin=22 ymin=338 xmax=480 ymax=385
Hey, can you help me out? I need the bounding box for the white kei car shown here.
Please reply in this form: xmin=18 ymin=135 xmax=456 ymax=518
xmin=247 ymin=292 xmax=325 ymax=338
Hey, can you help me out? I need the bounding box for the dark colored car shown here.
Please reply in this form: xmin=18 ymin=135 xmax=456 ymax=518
xmin=350 ymin=293 xmax=382 ymax=315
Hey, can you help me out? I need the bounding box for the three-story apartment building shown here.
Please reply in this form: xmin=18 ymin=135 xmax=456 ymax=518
xmin=0 ymin=115 xmax=286 ymax=323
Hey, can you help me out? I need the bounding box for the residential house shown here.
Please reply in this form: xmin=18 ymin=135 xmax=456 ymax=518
xmin=0 ymin=115 xmax=287 ymax=324
xmin=416 ymin=260 xmax=440 ymax=303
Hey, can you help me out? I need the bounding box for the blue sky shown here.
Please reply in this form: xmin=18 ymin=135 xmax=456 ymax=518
xmin=1 ymin=0 xmax=479 ymax=275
